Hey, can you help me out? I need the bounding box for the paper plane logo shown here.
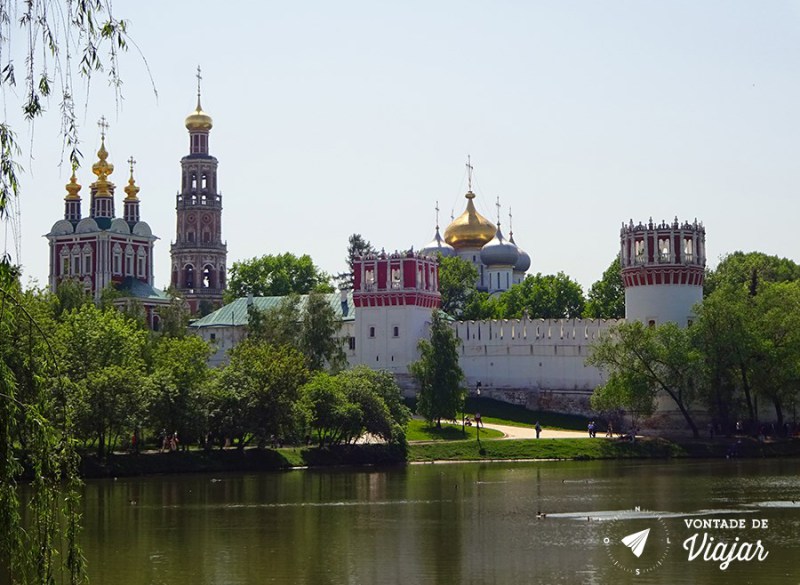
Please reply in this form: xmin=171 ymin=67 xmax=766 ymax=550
xmin=621 ymin=528 xmax=651 ymax=558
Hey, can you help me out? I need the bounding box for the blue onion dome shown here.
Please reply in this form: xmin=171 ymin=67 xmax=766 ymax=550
xmin=421 ymin=226 xmax=456 ymax=258
xmin=509 ymin=232 xmax=531 ymax=272
xmin=480 ymin=225 xmax=519 ymax=266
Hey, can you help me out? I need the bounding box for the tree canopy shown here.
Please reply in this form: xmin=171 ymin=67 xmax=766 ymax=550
xmin=704 ymin=251 xmax=800 ymax=296
xmin=438 ymin=255 xmax=479 ymax=318
xmin=336 ymin=233 xmax=375 ymax=290
xmin=588 ymin=321 xmax=701 ymax=437
xmin=225 ymin=253 xmax=333 ymax=302
xmin=584 ymin=257 xmax=625 ymax=319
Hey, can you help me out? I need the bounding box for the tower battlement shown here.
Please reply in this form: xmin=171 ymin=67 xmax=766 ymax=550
xmin=352 ymin=250 xmax=440 ymax=308
xmin=620 ymin=216 xmax=705 ymax=326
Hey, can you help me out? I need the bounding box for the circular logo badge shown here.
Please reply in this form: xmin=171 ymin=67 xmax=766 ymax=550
xmin=603 ymin=510 xmax=671 ymax=575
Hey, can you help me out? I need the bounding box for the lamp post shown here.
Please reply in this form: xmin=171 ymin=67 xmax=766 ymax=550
xmin=475 ymin=382 xmax=482 ymax=445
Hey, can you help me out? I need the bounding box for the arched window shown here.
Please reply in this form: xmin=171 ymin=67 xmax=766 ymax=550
xmin=185 ymin=265 xmax=195 ymax=289
xmin=202 ymin=264 xmax=214 ymax=289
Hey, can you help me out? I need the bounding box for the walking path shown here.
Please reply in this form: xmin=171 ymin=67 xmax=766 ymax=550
xmin=478 ymin=422 xmax=594 ymax=440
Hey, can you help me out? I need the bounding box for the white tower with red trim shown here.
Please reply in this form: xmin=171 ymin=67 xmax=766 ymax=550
xmin=620 ymin=217 xmax=706 ymax=327
xmin=352 ymin=251 xmax=440 ymax=376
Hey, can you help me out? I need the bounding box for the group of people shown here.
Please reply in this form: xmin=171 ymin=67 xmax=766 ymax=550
xmin=160 ymin=430 xmax=180 ymax=452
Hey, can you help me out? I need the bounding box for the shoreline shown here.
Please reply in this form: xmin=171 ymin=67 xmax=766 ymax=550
xmin=75 ymin=436 xmax=800 ymax=479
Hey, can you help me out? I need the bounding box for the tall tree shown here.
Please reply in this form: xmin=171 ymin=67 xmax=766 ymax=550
xmin=225 ymin=253 xmax=333 ymax=302
xmin=335 ymin=233 xmax=375 ymax=290
xmin=57 ymin=305 xmax=148 ymax=457
xmin=588 ymin=321 xmax=701 ymax=437
xmin=410 ymin=310 xmax=465 ymax=428
xmin=438 ymin=255 xmax=479 ymax=318
xmin=301 ymin=291 xmax=347 ymax=372
xmin=146 ymin=335 xmax=212 ymax=447
xmin=584 ymin=257 xmax=625 ymax=319
xmin=704 ymin=251 xmax=800 ymax=297
xmin=218 ymin=340 xmax=309 ymax=446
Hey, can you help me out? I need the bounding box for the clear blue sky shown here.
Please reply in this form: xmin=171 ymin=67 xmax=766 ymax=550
xmin=6 ymin=1 xmax=800 ymax=292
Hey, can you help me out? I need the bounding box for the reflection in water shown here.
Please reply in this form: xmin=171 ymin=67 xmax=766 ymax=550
xmin=75 ymin=459 xmax=799 ymax=585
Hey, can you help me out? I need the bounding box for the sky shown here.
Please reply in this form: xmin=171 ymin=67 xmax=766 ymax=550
xmin=5 ymin=1 xmax=800 ymax=292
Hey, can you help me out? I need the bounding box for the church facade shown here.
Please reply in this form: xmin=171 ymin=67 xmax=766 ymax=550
xmin=45 ymin=121 xmax=170 ymax=328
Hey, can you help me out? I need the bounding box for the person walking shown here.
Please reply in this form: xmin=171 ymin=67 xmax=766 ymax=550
xmin=535 ymin=421 xmax=542 ymax=439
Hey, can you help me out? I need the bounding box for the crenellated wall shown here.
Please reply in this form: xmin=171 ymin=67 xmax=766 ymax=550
xmin=445 ymin=317 xmax=622 ymax=415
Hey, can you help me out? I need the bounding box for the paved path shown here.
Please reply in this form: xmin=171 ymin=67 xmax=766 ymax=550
xmin=479 ymin=422 xmax=596 ymax=440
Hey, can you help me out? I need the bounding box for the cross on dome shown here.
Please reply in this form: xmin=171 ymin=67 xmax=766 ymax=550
xmin=98 ymin=116 xmax=109 ymax=140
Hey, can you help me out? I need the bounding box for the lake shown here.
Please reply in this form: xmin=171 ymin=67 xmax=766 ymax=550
xmin=78 ymin=458 xmax=800 ymax=584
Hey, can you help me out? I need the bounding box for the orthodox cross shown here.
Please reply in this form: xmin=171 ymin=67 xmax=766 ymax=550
xmin=466 ymin=155 xmax=473 ymax=191
xmin=127 ymin=156 xmax=137 ymax=176
xmin=495 ymin=196 xmax=501 ymax=225
xmin=435 ymin=200 xmax=440 ymax=229
xmin=97 ymin=116 xmax=109 ymax=140
xmin=508 ymin=206 xmax=513 ymax=234
xmin=196 ymin=65 xmax=203 ymax=100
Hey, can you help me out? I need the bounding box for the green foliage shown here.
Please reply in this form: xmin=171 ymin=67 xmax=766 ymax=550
xmin=496 ymin=272 xmax=586 ymax=319
xmin=146 ymin=336 xmax=212 ymax=446
xmin=438 ymin=255 xmax=479 ymax=318
xmin=157 ymin=289 xmax=191 ymax=338
xmin=248 ymin=292 xmax=346 ymax=373
xmin=704 ymin=251 xmax=800 ymax=297
xmin=58 ymin=304 xmax=148 ymax=457
xmin=225 ymin=253 xmax=333 ymax=302
xmin=55 ymin=278 xmax=92 ymax=318
xmin=216 ymin=340 xmax=310 ymax=446
xmin=695 ymin=281 xmax=800 ymax=428
xmin=336 ymin=233 xmax=375 ymax=290
xmin=300 ymin=366 xmax=410 ymax=446
xmin=588 ymin=321 xmax=701 ymax=437
xmin=410 ymin=310 xmax=465 ymax=426
xmin=302 ymin=291 xmax=347 ymax=372
xmin=0 ymin=281 xmax=84 ymax=584
xmin=584 ymin=257 xmax=625 ymax=319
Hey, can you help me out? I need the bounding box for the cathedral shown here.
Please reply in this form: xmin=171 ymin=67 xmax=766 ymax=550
xmin=45 ymin=118 xmax=170 ymax=328
xmin=46 ymin=76 xmax=228 ymax=323
xmin=420 ymin=166 xmax=531 ymax=294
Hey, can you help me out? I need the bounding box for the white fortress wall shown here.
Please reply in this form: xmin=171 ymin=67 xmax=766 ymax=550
xmin=451 ymin=318 xmax=622 ymax=412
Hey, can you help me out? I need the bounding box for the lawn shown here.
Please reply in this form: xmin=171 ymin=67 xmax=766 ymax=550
xmin=408 ymin=437 xmax=686 ymax=462
xmin=407 ymin=419 xmax=504 ymax=441
xmin=463 ymin=396 xmax=591 ymax=431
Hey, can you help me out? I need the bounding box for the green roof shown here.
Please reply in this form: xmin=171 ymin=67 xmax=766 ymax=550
xmin=116 ymin=277 xmax=171 ymax=302
xmin=190 ymin=290 xmax=355 ymax=329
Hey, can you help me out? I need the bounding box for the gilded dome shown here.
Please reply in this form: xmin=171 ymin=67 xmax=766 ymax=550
xmin=444 ymin=191 xmax=496 ymax=249
xmin=185 ymin=98 xmax=213 ymax=131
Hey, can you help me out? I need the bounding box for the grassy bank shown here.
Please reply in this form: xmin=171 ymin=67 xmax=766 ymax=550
xmin=408 ymin=437 xmax=685 ymax=462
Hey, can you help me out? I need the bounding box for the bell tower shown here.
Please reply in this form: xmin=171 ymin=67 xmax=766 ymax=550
xmin=170 ymin=67 xmax=227 ymax=315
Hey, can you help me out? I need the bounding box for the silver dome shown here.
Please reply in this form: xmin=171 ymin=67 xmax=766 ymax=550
xmin=480 ymin=226 xmax=519 ymax=266
xmin=421 ymin=227 xmax=456 ymax=258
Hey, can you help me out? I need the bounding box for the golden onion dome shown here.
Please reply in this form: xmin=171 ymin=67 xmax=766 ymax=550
xmin=91 ymin=137 xmax=114 ymax=197
xmin=185 ymin=97 xmax=213 ymax=131
xmin=443 ymin=191 xmax=497 ymax=249
xmin=64 ymin=168 xmax=81 ymax=200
